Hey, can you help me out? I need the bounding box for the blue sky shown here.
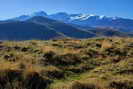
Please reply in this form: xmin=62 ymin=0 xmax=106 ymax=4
xmin=0 ymin=0 xmax=132 ymax=19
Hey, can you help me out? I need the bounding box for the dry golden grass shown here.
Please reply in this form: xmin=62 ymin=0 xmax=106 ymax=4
xmin=0 ymin=60 xmax=19 ymax=71
xmin=101 ymin=39 xmax=113 ymax=50
xmin=0 ymin=37 xmax=132 ymax=89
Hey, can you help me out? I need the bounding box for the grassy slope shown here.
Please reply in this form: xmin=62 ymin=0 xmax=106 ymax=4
xmin=0 ymin=37 xmax=132 ymax=89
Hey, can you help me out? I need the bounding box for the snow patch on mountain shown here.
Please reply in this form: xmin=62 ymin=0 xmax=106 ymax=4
xmin=70 ymin=14 xmax=95 ymax=21
xmin=99 ymin=15 xmax=105 ymax=19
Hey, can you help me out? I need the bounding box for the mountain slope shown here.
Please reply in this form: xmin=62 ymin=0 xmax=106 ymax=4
xmin=88 ymin=27 xmax=132 ymax=37
xmin=0 ymin=16 xmax=96 ymax=40
xmin=27 ymin=16 xmax=96 ymax=38
xmin=0 ymin=22 xmax=63 ymax=40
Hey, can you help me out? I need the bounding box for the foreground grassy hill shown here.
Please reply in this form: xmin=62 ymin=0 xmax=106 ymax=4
xmin=0 ymin=37 xmax=132 ymax=89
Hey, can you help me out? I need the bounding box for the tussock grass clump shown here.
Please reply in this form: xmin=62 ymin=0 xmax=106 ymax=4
xmin=0 ymin=66 xmax=51 ymax=89
xmin=24 ymin=71 xmax=51 ymax=89
xmin=42 ymin=51 xmax=82 ymax=66
xmin=42 ymin=66 xmax=64 ymax=79
xmin=109 ymin=79 xmax=133 ymax=89
xmin=70 ymin=81 xmax=102 ymax=89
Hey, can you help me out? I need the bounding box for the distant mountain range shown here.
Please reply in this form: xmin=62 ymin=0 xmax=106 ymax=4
xmin=9 ymin=11 xmax=133 ymax=32
xmin=0 ymin=11 xmax=132 ymax=40
xmin=49 ymin=13 xmax=133 ymax=32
